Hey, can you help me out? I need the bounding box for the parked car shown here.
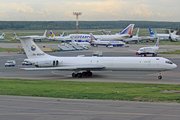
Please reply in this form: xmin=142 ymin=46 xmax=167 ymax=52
xmin=5 ymin=60 xmax=16 ymax=67
xmin=22 ymin=60 xmax=32 ymax=65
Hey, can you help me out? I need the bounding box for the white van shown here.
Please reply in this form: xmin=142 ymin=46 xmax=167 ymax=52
xmin=5 ymin=60 xmax=16 ymax=67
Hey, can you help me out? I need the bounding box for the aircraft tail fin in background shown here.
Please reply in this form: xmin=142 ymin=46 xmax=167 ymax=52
xmin=1 ymin=33 xmax=5 ymax=37
xmin=14 ymin=33 xmax=17 ymax=38
xmin=154 ymin=37 xmax=160 ymax=47
xmin=120 ymin=24 xmax=135 ymax=35
xmin=50 ymin=30 xmax=55 ymax=38
xmin=20 ymin=38 xmax=51 ymax=59
xmin=149 ymin=28 xmax=155 ymax=36
xmin=43 ymin=30 xmax=47 ymax=37
xmin=90 ymin=33 xmax=97 ymax=41
xmin=135 ymin=28 xmax=139 ymax=37
xmin=60 ymin=32 xmax=65 ymax=37
xmin=101 ymin=30 xmax=107 ymax=35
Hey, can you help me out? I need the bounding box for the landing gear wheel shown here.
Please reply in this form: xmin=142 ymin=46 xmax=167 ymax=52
xmin=87 ymin=72 xmax=92 ymax=76
xmin=72 ymin=73 xmax=77 ymax=78
xmin=77 ymin=73 xmax=82 ymax=78
xmin=158 ymin=76 xmax=162 ymax=80
xmin=82 ymin=72 xmax=87 ymax=76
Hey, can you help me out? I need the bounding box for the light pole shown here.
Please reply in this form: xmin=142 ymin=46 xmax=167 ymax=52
xmin=73 ymin=12 xmax=82 ymax=42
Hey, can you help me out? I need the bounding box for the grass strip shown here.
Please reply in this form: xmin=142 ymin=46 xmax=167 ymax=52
xmin=0 ymin=48 xmax=19 ymax=52
xmin=0 ymin=79 xmax=180 ymax=103
xmin=159 ymin=50 xmax=180 ymax=54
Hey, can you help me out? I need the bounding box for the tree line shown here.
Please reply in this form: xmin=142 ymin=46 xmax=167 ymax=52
xmin=0 ymin=21 xmax=180 ymax=30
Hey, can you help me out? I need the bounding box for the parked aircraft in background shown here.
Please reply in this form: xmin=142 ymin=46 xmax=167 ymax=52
xmin=48 ymin=30 xmax=66 ymax=41
xmin=123 ymin=28 xmax=141 ymax=43
xmin=12 ymin=30 xmax=47 ymax=40
xmin=0 ymin=33 xmax=5 ymax=40
xmin=90 ymin=33 xmax=125 ymax=47
xmin=101 ymin=30 xmax=111 ymax=35
xmin=149 ymin=28 xmax=169 ymax=40
xmin=18 ymin=37 xmax=176 ymax=80
xmin=70 ymin=36 xmax=91 ymax=48
xmin=49 ymin=24 xmax=134 ymax=42
xmin=135 ymin=37 xmax=160 ymax=57
xmin=168 ymin=30 xmax=180 ymax=42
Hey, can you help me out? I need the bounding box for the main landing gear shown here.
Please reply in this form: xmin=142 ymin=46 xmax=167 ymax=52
xmin=72 ymin=71 xmax=93 ymax=78
xmin=158 ymin=72 xmax=162 ymax=80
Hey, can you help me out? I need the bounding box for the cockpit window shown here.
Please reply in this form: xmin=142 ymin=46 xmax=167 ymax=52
xmin=165 ymin=61 xmax=173 ymax=64
xmin=140 ymin=48 xmax=144 ymax=51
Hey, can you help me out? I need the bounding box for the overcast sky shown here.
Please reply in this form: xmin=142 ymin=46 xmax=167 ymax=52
xmin=0 ymin=0 xmax=179 ymax=22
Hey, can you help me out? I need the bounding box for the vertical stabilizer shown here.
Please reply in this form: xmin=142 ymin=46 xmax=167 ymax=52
xmin=136 ymin=28 xmax=139 ymax=37
xmin=20 ymin=38 xmax=51 ymax=59
xmin=120 ymin=24 xmax=135 ymax=35
xmin=149 ymin=28 xmax=155 ymax=36
xmin=50 ymin=30 xmax=55 ymax=38
xmin=1 ymin=33 xmax=5 ymax=37
xmin=154 ymin=37 xmax=160 ymax=47
xmin=90 ymin=33 xmax=97 ymax=41
xmin=43 ymin=30 xmax=47 ymax=37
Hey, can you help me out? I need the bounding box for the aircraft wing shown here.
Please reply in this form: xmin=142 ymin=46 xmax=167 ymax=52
xmin=20 ymin=64 xmax=105 ymax=71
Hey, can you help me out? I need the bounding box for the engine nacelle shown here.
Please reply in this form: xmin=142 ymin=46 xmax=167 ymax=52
xmin=34 ymin=60 xmax=59 ymax=67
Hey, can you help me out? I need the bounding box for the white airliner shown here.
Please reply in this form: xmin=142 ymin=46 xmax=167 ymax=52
xmin=123 ymin=28 xmax=141 ymax=43
xmin=168 ymin=30 xmax=180 ymax=42
xmin=90 ymin=33 xmax=125 ymax=47
xmin=18 ymin=37 xmax=176 ymax=79
xmin=136 ymin=38 xmax=160 ymax=57
xmin=48 ymin=30 xmax=66 ymax=41
xmin=50 ymin=24 xmax=134 ymax=42
xmin=0 ymin=33 xmax=5 ymax=40
xmin=149 ymin=28 xmax=169 ymax=40
xmin=13 ymin=30 xmax=47 ymax=40
xmin=70 ymin=36 xmax=91 ymax=48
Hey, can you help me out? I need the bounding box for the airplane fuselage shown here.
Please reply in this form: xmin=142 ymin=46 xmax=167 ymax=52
xmin=26 ymin=57 xmax=176 ymax=71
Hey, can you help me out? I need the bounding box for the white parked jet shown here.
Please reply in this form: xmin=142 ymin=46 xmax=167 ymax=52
xmin=0 ymin=33 xmax=5 ymax=40
xmin=52 ymin=24 xmax=134 ymax=42
xmin=136 ymin=38 xmax=160 ymax=57
xmin=48 ymin=30 xmax=66 ymax=41
xmin=123 ymin=28 xmax=141 ymax=43
xmin=13 ymin=30 xmax=47 ymax=40
xmin=168 ymin=30 xmax=180 ymax=42
xmin=149 ymin=28 xmax=169 ymax=40
xmin=18 ymin=37 xmax=176 ymax=79
xmin=90 ymin=33 xmax=125 ymax=47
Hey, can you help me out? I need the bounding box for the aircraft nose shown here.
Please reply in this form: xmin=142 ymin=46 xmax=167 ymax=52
xmin=173 ymin=63 xmax=177 ymax=69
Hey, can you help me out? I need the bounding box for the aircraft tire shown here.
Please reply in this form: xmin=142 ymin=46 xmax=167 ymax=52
xmin=87 ymin=72 xmax=92 ymax=76
xmin=82 ymin=72 xmax=87 ymax=76
xmin=158 ymin=76 xmax=162 ymax=80
xmin=72 ymin=73 xmax=77 ymax=78
xmin=77 ymin=73 xmax=82 ymax=78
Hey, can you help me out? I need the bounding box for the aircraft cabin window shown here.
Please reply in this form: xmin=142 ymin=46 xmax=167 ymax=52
xmin=165 ymin=61 xmax=173 ymax=64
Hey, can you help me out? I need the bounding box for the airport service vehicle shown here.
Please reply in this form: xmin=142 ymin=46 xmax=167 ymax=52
xmin=136 ymin=38 xmax=159 ymax=57
xmin=5 ymin=60 xmax=16 ymax=67
xmin=18 ymin=37 xmax=176 ymax=80
xmin=22 ymin=60 xmax=32 ymax=65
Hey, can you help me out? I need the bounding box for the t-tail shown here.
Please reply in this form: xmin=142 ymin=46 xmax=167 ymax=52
xmin=149 ymin=28 xmax=155 ymax=36
xmin=154 ymin=37 xmax=160 ymax=47
xmin=19 ymin=38 xmax=51 ymax=59
xmin=120 ymin=24 xmax=134 ymax=35
xmin=50 ymin=30 xmax=55 ymax=38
